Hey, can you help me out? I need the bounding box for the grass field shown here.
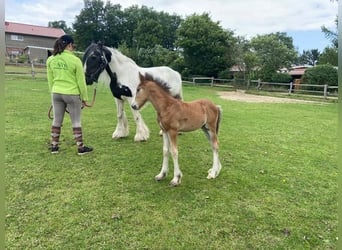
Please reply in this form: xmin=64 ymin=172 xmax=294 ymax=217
xmin=5 ymin=73 xmax=338 ymax=249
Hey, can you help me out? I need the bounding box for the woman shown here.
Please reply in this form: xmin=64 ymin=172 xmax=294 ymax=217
xmin=47 ymin=34 xmax=93 ymax=155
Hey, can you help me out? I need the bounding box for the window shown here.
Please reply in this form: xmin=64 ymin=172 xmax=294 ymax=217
xmin=11 ymin=35 xmax=24 ymax=41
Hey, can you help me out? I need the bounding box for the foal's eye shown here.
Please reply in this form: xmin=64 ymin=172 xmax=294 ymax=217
xmin=136 ymin=88 xmax=141 ymax=93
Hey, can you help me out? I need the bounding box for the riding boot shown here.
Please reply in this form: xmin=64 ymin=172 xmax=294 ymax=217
xmin=51 ymin=126 xmax=61 ymax=154
xmin=73 ymin=127 xmax=93 ymax=155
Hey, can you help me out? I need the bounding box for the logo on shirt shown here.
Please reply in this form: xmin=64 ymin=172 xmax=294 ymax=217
xmin=53 ymin=59 xmax=69 ymax=70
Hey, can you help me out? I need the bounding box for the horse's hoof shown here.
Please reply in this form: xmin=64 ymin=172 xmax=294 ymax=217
xmin=134 ymin=135 xmax=149 ymax=142
xmin=169 ymin=177 xmax=181 ymax=186
xmin=169 ymin=181 xmax=180 ymax=187
xmin=112 ymin=132 xmax=128 ymax=139
xmin=155 ymin=172 xmax=166 ymax=181
xmin=207 ymin=169 xmax=217 ymax=179
xmin=112 ymin=136 xmax=124 ymax=140
xmin=134 ymin=138 xmax=148 ymax=142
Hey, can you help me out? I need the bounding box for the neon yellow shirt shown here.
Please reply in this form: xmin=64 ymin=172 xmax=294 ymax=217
xmin=47 ymin=50 xmax=88 ymax=101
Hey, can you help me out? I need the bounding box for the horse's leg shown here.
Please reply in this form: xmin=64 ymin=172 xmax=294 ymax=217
xmin=168 ymin=130 xmax=182 ymax=186
xmin=202 ymin=127 xmax=222 ymax=179
xmin=112 ymin=98 xmax=129 ymax=139
xmin=130 ymin=107 xmax=150 ymax=142
xmin=155 ymin=132 xmax=169 ymax=181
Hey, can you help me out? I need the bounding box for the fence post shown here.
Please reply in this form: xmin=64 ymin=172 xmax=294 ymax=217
xmin=31 ymin=63 xmax=35 ymax=79
xmin=324 ymin=84 xmax=328 ymax=99
xmin=288 ymin=82 xmax=293 ymax=95
xmin=211 ymin=77 xmax=214 ymax=87
xmin=256 ymin=79 xmax=261 ymax=90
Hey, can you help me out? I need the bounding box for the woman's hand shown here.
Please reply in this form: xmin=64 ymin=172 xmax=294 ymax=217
xmin=82 ymin=101 xmax=87 ymax=109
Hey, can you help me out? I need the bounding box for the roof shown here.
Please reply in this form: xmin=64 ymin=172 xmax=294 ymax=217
xmin=288 ymin=65 xmax=312 ymax=76
xmin=288 ymin=68 xmax=306 ymax=76
xmin=24 ymin=45 xmax=53 ymax=50
xmin=5 ymin=21 xmax=65 ymax=38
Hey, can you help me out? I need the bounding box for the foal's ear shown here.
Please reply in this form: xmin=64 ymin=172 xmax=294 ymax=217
xmin=138 ymin=72 xmax=145 ymax=82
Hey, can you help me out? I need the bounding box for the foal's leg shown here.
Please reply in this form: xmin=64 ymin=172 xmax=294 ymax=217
xmin=130 ymin=107 xmax=150 ymax=142
xmin=155 ymin=132 xmax=170 ymax=181
xmin=168 ymin=130 xmax=183 ymax=186
xmin=202 ymin=127 xmax=222 ymax=179
xmin=112 ymin=99 xmax=129 ymax=139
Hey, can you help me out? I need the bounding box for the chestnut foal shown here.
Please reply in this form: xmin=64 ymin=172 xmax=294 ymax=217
xmin=132 ymin=73 xmax=222 ymax=186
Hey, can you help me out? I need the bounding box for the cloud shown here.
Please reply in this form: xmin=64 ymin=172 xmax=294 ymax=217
xmin=5 ymin=0 xmax=83 ymax=26
xmin=116 ymin=0 xmax=337 ymax=36
xmin=5 ymin=0 xmax=337 ymax=38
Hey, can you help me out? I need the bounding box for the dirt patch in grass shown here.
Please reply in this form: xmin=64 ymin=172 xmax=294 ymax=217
xmin=218 ymin=90 xmax=323 ymax=103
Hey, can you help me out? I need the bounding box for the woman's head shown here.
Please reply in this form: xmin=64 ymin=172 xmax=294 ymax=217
xmin=52 ymin=35 xmax=75 ymax=55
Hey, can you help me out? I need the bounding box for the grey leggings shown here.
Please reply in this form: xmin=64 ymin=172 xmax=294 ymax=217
xmin=52 ymin=93 xmax=82 ymax=128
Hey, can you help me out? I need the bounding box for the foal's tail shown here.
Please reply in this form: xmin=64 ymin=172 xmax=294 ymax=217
xmin=216 ymin=105 xmax=222 ymax=134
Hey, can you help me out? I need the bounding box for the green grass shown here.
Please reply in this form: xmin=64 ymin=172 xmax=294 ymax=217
xmin=5 ymin=74 xmax=337 ymax=249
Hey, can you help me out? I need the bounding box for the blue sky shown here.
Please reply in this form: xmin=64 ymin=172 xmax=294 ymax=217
xmin=5 ymin=0 xmax=338 ymax=52
xmin=287 ymin=30 xmax=333 ymax=53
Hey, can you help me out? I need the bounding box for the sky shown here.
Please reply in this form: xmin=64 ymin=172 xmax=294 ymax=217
xmin=5 ymin=0 xmax=338 ymax=52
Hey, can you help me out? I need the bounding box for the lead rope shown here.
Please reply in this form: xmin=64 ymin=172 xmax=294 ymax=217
xmin=48 ymin=87 xmax=97 ymax=120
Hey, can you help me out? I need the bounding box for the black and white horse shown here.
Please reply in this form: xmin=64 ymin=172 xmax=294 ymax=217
xmin=83 ymin=42 xmax=183 ymax=141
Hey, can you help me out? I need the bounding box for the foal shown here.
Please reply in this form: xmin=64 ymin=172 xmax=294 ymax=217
xmin=131 ymin=73 xmax=222 ymax=186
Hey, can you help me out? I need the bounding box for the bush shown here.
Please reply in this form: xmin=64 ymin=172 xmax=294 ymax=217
xmin=302 ymin=64 xmax=338 ymax=86
xmin=271 ymin=72 xmax=292 ymax=83
xmin=17 ymin=55 xmax=28 ymax=63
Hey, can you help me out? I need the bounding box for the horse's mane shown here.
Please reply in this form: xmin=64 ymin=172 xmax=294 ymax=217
xmin=108 ymin=47 xmax=138 ymax=66
xmin=144 ymin=73 xmax=172 ymax=95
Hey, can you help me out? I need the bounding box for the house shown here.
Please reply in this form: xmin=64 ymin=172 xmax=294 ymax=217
xmin=287 ymin=65 xmax=312 ymax=79
xmin=5 ymin=21 xmax=65 ymax=63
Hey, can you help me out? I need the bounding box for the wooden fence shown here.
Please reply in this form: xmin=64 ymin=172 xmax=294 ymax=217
xmin=5 ymin=65 xmax=338 ymax=100
xmin=254 ymin=80 xmax=338 ymax=99
xmin=5 ymin=63 xmax=47 ymax=79
xmin=183 ymin=77 xmax=338 ymax=99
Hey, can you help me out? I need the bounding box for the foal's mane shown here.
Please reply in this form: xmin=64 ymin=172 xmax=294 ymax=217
xmin=144 ymin=73 xmax=172 ymax=95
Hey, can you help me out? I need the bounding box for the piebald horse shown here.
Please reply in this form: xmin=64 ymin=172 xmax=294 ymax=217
xmin=83 ymin=42 xmax=183 ymax=141
xmin=131 ymin=73 xmax=222 ymax=186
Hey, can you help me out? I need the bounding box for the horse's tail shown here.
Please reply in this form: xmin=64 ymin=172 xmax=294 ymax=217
xmin=216 ymin=105 xmax=222 ymax=134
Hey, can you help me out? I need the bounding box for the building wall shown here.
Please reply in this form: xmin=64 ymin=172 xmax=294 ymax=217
xmin=6 ymin=33 xmax=56 ymax=49
xmin=24 ymin=47 xmax=51 ymax=63
xmin=5 ymin=33 xmax=57 ymax=62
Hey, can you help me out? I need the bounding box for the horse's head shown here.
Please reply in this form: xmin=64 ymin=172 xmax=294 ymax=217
xmin=83 ymin=42 xmax=112 ymax=85
xmin=131 ymin=73 xmax=150 ymax=110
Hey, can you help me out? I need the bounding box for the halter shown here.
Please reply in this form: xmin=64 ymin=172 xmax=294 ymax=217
xmin=85 ymin=47 xmax=107 ymax=82
xmin=83 ymin=43 xmax=132 ymax=101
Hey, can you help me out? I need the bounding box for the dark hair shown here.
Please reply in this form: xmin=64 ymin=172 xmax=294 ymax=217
xmin=52 ymin=35 xmax=74 ymax=55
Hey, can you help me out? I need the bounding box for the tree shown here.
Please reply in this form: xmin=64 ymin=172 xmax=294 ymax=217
xmin=48 ymin=20 xmax=73 ymax=34
xmin=175 ymin=13 xmax=236 ymax=77
xmin=318 ymin=47 xmax=338 ymax=66
xmin=250 ymin=32 xmax=297 ymax=81
xmin=302 ymin=64 xmax=338 ymax=91
xmin=232 ymin=36 xmax=259 ymax=88
xmin=102 ymin=3 xmax=125 ymax=48
xmin=321 ymin=16 xmax=338 ymax=48
xmin=73 ymin=0 xmax=108 ymax=50
xmin=115 ymin=5 xmax=182 ymax=50
xmin=298 ymin=49 xmax=321 ymax=66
